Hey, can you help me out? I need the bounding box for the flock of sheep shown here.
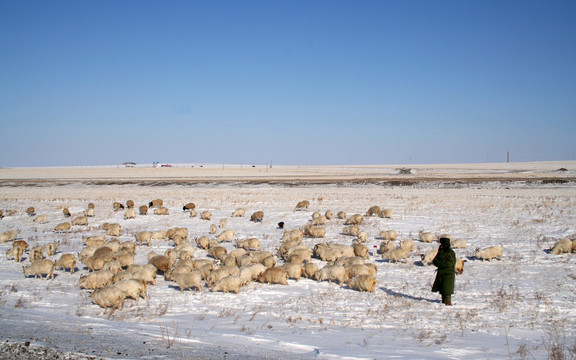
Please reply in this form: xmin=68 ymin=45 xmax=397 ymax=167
xmin=1 ymin=197 xmax=575 ymax=312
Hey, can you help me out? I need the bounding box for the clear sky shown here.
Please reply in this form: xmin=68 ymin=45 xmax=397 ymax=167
xmin=1 ymin=1 xmax=575 ymax=167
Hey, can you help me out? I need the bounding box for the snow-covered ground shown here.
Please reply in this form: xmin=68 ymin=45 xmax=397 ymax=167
xmin=0 ymin=166 xmax=575 ymax=359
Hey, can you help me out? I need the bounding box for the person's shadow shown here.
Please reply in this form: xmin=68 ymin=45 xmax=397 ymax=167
xmin=380 ymin=287 xmax=441 ymax=303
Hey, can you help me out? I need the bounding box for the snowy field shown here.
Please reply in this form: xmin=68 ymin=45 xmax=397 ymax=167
xmin=0 ymin=162 xmax=575 ymax=359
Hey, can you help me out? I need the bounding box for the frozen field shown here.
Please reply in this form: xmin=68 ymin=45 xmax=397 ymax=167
xmin=0 ymin=162 xmax=575 ymax=359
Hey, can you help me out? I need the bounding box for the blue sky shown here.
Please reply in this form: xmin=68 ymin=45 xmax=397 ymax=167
xmin=1 ymin=1 xmax=575 ymax=167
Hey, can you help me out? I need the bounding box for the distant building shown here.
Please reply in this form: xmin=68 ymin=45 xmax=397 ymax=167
xmin=123 ymin=162 xmax=136 ymax=168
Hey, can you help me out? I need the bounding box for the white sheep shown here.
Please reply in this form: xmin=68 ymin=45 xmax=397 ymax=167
xmin=282 ymin=230 xmax=303 ymax=243
xmin=236 ymin=238 xmax=261 ymax=250
xmin=124 ymin=208 xmax=135 ymax=219
xmin=352 ymin=243 xmax=370 ymax=259
xmin=154 ymin=207 xmax=169 ymax=216
xmin=295 ymin=200 xmax=310 ymax=210
xmin=357 ymin=231 xmax=369 ymax=243
xmin=114 ymin=279 xmax=147 ymax=300
xmin=311 ymin=215 xmax=327 ymax=226
xmin=336 ymin=211 xmax=347 ymax=220
xmin=342 ymin=225 xmax=360 ymax=237
xmin=250 ymin=211 xmax=264 ymax=222
xmin=345 ymin=263 xmax=377 ymax=279
xmin=210 ymin=224 xmax=217 ymax=234
xmin=420 ymin=248 xmax=438 ymax=266
xmin=366 ymin=206 xmax=381 ymax=217
xmin=139 ymin=205 xmax=148 ymax=215
xmin=83 ymin=235 xmax=106 ymax=246
xmin=344 ymin=214 xmax=364 ymax=225
xmin=151 ymin=230 xmax=168 ymax=241
xmin=6 ymin=246 xmax=23 ymax=262
xmin=303 ymin=262 xmax=319 ymax=279
xmin=281 ymin=263 xmax=303 ymax=281
xmin=23 ymin=259 xmax=55 ymax=279
xmin=347 ymin=274 xmax=377 ymax=292
xmin=380 ymin=230 xmax=398 ymax=241
xmin=200 ymin=210 xmax=212 ymax=221
xmin=103 ymin=223 xmax=122 ymax=237
xmin=238 ymin=263 xmax=266 ymax=285
xmin=325 ymin=210 xmax=333 ymax=220
xmin=55 ymin=253 xmax=77 ymax=274
xmin=217 ymin=230 xmax=235 ymax=243
xmin=211 ymin=275 xmax=241 ymax=294
xmin=135 ymin=231 xmax=152 ymax=246
xmin=451 ymin=238 xmax=468 ymax=249
xmin=53 ymin=222 xmax=71 ymax=233
xmin=475 ymin=245 xmax=503 ymax=261
xmin=379 ymin=209 xmax=393 ymax=219
xmin=207 ymin=265 xmax=240 ymax=286
xmin=172 ymin=271 xmax=203 ymax=292
xmin=314 ymin=264 xmax=347 ymax=284
xmin=419 ymin=231 xmax=435 ymax=243
xmin=72 ymin=216 xmax=88 ymax=226
xmin=208 ymin=246 xmax=228 ymax=260
xmin=399 ymin=238 xmax=415 ymax=253
xmin=231 ymin=208 xmax=246 ymax=217
xmin=195 ymin=236 xmax=210 ymax=250
xmin=44 ymin=241 xmax=60 ymax=257
xmin=0 ymin=230 xmax=20 ymax=243
xmin=219 ymin=219 xmax=227 ymax=229
xmin=257 ymin=267 xmax=288 ymax=285
xmin=381 ymin=248 xmax=408 ymax=263
xmin=80 ymin=270 xmax=115 ymax=289
xmin=84 ymin=208 xmax=95 ymax=217
xmin=91 ymin=285 xmax=127 ymax=310
xmin=550 ymin=238 xmax=573 ymax=255
xmin=303 ymin=225 xmax=326 ymax=238
xmin=33 ymin=215 xmax=48 ymax=224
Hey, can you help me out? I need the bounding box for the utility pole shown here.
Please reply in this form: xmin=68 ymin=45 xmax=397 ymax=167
xmin=507 ymin=151 xmax=510 ymax=163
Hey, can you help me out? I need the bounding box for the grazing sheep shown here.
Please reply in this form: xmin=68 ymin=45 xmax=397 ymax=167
xmin=126 ymin=200 xmax=134 ymax=209
xmin=337 ymin=211 xmax=347 ymax=219
xmin=183 ymin=202 xmax=196 ymax=211
xmin=260 ymin=255 xmax=276 ymax=268
xmin=282 ymin=229 xmax=303 ymax=243
xmin=188 ymin=209 xmax=198 ymax=218
xmin=475 ymin=245 xmax=503 ymax=261
xmin=219 ymin=219 xmax=227 ymax=229
xmin=87 ymin=202 xmax=95 ymax=209
xmin=199 ymin=210 xmax=211 ymax=221
xmin=102 ymin=260 xmax=123 ymax=274
xmin=313 ymin=243 xmax=354 ymax=262
xmin=207 ymin=266 xmax=240 ymax=286
xmin=455 ymin=259 xmax=467 ymax=275
xmin=303 ymin=225 xmax=326 ymax=238
xmin=236 ymin=238 xmax=261 ymax=251
xmin=345 ymin=214 xmax=364 ymax=225
xmin=210 ymin=224 xmax=217 ymax=234
xmin=399 ymin=239 xmax=415 ymax=253
xmin=13 ymin=240 xmax=29 ymax=252
xmin=83 ymin=208 xmax=95 ymax=217
xmin=30 ymin=246 xmax=44 ymax=261
xmin=334 ymin=256 xmax=365 ymax=267
xmin=366 ymin=206 xmax=381 ymax=217
xmin=231 ymin=208 xmax=246 ymax=217
xmin=112 ymin=251 xmax=134 ymax=268
xmin=325 ymin=210 xmax=333 ymax=220
xmin=311 ymin=215 xmax=327 ymax=226
xmin=249 ymin=251 xmax=274 ymax=263
xmin=33 ymin=215 xmax=48 ymax=224
xmin=78 ymin=246 xmax=98 ymax=261
xmin=211 ymin=275 xmax=241 ymax=294
xmin=239 ymin=263 xmax=266 ymax=285
xmin=357 ymin=231 xmax=369 ymax=243
xmin=103 ymin=223 xmax=121 ymax=237
xmin=0 ymin=230 xmax=20 ymax=242
xmin=139 ymin=205 xmax=148 ymax=215
xmin=149 ymin=199 xmax=163 ymax=208
xmin=148 ymin=253 xmax=172 ymax=273
xmin=55 ymin=254 xmax=77 ymax=274
xmin=451 ymin=238 xmax=468 ymax=249
xmin=54 ymin=222 xmax=71 ymax=233
xmin=303 ymin=262 xmax=319 ymax=279
xmin=72 ymin=216 xmax=88 ymax=226
xmin=150 ymin=230 xmax=168 ymax=241
xmin=281 ymin=263 xmax=304 ymax=281
xmin=379 ymin=209 xmax=394 ymax=219
xmin=420 ymin=248 xmax=438 ymax=266
xmin=286 ymin=248 xmax=312 ymax=264
xmin=83 ymin=253 xmax=114 ymax=272
xmin=381 ymin=248 xmax=408 ymax=263
xmin=120 ymin=241 xmax=136 ymax=254
xmin=63 ymin=208 xmax=71 ymax=217
xmin=83 ymin=237 xmax=106 ymax=248
xmin=314 ymin=264 xmax=347 ymax=284
xmin=135 ymin=231 xmax=152 ymax=246
xmin=6 ymin=246 xmax=23 ymax=262
xmin=208 ymin=246 xmax=228 ymax=260
xmin=44 ymin=241 xmax=60 ymax=257
xmin=164 ymin=264 xmax=193 ymax=281
xmin=419 ymin=231 xmax=435 ymax=243
xmin=342 ymin=225 xmax=360 ymax=237
xmin=345 ymin=264 xmax=377 ymax=279
xmin=115 ymin=279 xmax=147 ymax=300
xmin=113 ymin=202 xmax=124 ymax=211
xmin=347 ymin=275 xmax=377 ymax=292
xmin=550 ymin=238 xmax=573 ymax=255
xmin=257 ymin=267 xmax=289 ymax=285
xmin=195 ymin=236 xmax=210 ymax=250
xmin=172 ymin=271 xmax=203 ymax=292
xmin=154 ymin=207 xmax=169 ymax=216
xmin=91 ymin=285 xmax=127 ymax=310
xmin=124 ymin=208 xmax=135 ymax=219
xmin=131 ymin=268 xmax=157 ymax=286
xmin=23 ymin=259 xmax=55 ymax=279
xmin=214 ymin=230 xmax=234 ymax=243
xmin=295 ymin=200 xmax=310 ymax=210
xmin=26 ymin=207 xmax=36 ymax=216
xmin=352 ymin=243 xmax=370 ymax=259
xmin=380 ymin=230 xmax=398 ymax=241
xmin=167 ymin=227 xmax=189 ymax=241
xmin=250 ymin=211 xmax=264 ymax=222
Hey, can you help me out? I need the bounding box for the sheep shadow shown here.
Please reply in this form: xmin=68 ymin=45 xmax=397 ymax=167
xmin=380 ymin=287 xmax=440 ymax=304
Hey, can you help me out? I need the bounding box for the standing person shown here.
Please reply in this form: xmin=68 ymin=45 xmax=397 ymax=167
xmin=432 ymin=237 xmax=456 ymax=306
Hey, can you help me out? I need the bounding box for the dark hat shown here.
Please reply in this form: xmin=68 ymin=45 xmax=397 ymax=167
xmin=439 ymin=237 xmax=451 ymax=247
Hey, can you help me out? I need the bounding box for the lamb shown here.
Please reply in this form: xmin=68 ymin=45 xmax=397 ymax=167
xmin=342 ymin=225 xmax=360 ymax=237
xmin=0 ymin=230 xmax=20 ymax=242
xmin=455 ymin=259 xmax=467 ymax=275
xmin=231 ymin=208 xmax=246 ymax=217
xmin=379 ymin=209 xmax=393 ymax=219
xmin=250 ymin=211 xmax=264 ymax=222
xmin=419 ymin=231 xmax=435 ymax=243
xmin=211 ymin=275 xmax=241 ymax=294
xmin=420 ymin=248 xmax=438 ymax=266
xmin=139 ymin=205 xmax=148 ymax=215
xmin=381 ymin=248 xmax=408 ymax=263
xmin=281 ymin=263 xmax=304 ymax=281
xmin=352 ymin=243 xmax=370 ymax=259
xmin=217 ymin=230 xmax=235 ymax=243
xmin=149 ymin=199 xmax=163 ymax=208
xmin=347 ymin=275 xmax=377 ymax=292
xmin=314 ymin=264 xmax=346 ymax=284
xmin=172 ymin=271 xmax=203 ymax=292
xmin=399 ymin=238 xmax=415 ymax=252
xmin=55 ymin=253 xmax=77 ymax=274
xmin=380 ymin=230 xmax=398 ymax=241
xmin=195 ymin=236 xmax=210 ymax=250
xmin=154 ymin=207 xmax=169 ymax=216
xmin=23 ymin=259 xmax=55 ymax=279
xmin=44 ymin=241 xmax=60 ymax=256
xmin=182 ymin=202 xmax=196 ymax=211
xmin=344 ymin=214 xmax=364 ymax=225
xmin=451 ymin=238 xmax=468 ymax=249
xmin=135 ymin=231 xmax=152 ymax=246
xmin=366 ymin=206 xmax=381 ymax=217
xmin=236 ymin=238 xmax=261 ymax=251
xmin=33 ymin=215 xmax=48 ymax=224
xmin=54 ymin=222 xmax=71 ymax=233
xmin=295 ymin=200 xmax=310 ymax=210
xmin=6 ymin=246 xmax=23 ymax=262
xmin=475 ymin=245 xmax=503 ymax=261
xmin=63 ymin=208 xmax=71 ymax=217
xmin=550 ymin=238 xmax=573 ymax=255
xmin=257 ymin=267 xmax=289 ymax=285
xmin=124 ymin=208 xmax=135 ymax=219
xmin=26 ymin=207 xmax=36 ymax=216
xmin=90 ymin=285 xmax=127 ymax=310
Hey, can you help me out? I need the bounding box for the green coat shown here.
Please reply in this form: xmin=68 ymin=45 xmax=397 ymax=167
xmin=432 ymin=248 xmax=456 ymax=295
